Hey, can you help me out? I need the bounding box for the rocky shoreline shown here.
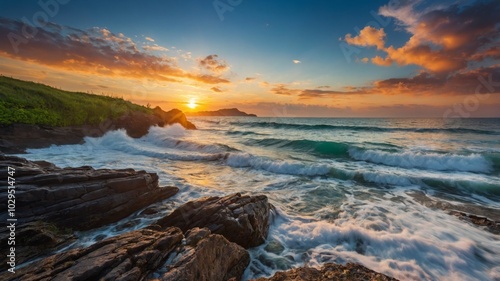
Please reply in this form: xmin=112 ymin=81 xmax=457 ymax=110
xmin=0 ymin=107 xmax=195 ymax=154
xmin=0 ymin=155 xmax=398 ymax=281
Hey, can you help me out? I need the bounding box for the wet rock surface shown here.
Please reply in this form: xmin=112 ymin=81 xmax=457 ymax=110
xmin=156 ymin=193 xmax=271 ymax=248
xmin=251 ymin=263 xmax=398 ymax=281
xmin=0 ymin=155 xmax=178 ymax=268
xmin=152 ymin=227 xmax=250 ymax=281
xmin=2 ymin=227 xmax=249 ymax=281
xmin=4 ymin=227 xmax=184 ymax=281
xmin=0 ymin=155 xmax=178 ymax=230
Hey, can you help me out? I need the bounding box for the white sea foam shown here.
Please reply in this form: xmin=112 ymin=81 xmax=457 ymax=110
xmin=246 ymin=191 xmax=500 ymax=281
xmin=144 ymin=125 xmax=233 ymax=153
xmin=18 ymin=119 xmax=500 ymax=281
xmin=226 ymin=153 xmax=331 ymax=176
xmin=349 ymin=148 xmax=492 ymax=173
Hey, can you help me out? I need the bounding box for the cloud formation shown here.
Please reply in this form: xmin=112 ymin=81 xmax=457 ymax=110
xmin=345 ymin=26 xmax=386 ymax=50
xmin=211 ymin=86 xmax=223 ymax=93
xmin=142 ymin=44 xmax=169 ymax=52
xmin=336 ymin=0 xmax=500 ymax=98
xmin=199 ymin=54 xmax=229 ymax=74
xmin=0 ymin=18 xmax=229 ymax=85
xmin=269 ymin=83 xmax=368 ymax=99
xmin=293 ymin=60 xmax=301 ymax=64
xmin=345 ymin=0 xmax=500 ymax=74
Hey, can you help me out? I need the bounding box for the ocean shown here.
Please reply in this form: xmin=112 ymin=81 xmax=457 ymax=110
xmin=20 ymin=117 xmax=500 ymax=280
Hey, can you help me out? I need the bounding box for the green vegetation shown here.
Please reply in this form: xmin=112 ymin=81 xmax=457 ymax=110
xmin=0 ymin=76 xmax=151 ymax=126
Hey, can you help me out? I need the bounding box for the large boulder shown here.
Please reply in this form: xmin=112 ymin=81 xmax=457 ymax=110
xmin=153 ymin=107 xmax=196 ymax=130
xmin=156 ymin=193 xmax=270 ymax=248
xmin=251 ymin=263 xmax=398 ymax=281
xmin=113 ymin=107 xmax=196 ymax=138
xmin=3 ymin=227 xmax=250 ymax=281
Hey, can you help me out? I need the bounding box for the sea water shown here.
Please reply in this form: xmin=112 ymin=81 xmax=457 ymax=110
xmin=20 ymin=118 xmax=500 ymax=280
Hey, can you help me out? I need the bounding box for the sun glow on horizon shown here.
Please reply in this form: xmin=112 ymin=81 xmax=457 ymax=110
xmin=187 ymin=98 xmax=198 ymax=109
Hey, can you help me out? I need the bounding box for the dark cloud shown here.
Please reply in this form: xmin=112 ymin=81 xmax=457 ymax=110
xmin=211 ymin=86 xmax=223 ymax=92
xmin=299 ymin=88 xmax=367 ymax=99
xmin=199 ymin=54 xmax=229 ymax=73
xmin=372 ymin=0 xmax=500 ymax=73
xmin=270 ymin=84 xmax=298 ymax=95
xmin=373 ymin=66 xmax=500 ymax=95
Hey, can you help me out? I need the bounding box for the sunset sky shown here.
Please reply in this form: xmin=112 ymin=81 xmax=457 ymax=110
xmin=0 ymin=0 xmax=499 ymax=117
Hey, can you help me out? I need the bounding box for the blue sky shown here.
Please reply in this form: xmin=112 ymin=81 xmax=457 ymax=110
xmin=0 ymin=0 xmax=498 ymax=116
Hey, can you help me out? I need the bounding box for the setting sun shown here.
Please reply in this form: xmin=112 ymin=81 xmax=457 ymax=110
xmin=187 ymin=98 xmax=197 ymax=109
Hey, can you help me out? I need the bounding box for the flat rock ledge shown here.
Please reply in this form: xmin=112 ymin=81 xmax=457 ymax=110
xmin=0 ymin=155 xmax=179 ymax=268
xmin=251 ymin=263 xmax=398 ymax=281
xmin=156 ymin=193 xmax=271 ymax=248
xmin=3 ymin=227 xmax=249 ymax=281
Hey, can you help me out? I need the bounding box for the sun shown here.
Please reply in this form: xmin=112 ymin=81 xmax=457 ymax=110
xmin=187 ymin=98 xmax=197 ymax=109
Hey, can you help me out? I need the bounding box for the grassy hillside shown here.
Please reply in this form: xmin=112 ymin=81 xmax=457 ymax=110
xmin=0 ymin=76 xmax=151 ymax=126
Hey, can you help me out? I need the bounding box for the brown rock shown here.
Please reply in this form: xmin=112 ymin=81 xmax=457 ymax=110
xmin=2 ymin=227 xmax=250 ymax=281
xmin=0 ymin=107 xmax=195 ymax=154
xmin=156 ymin=227 xmax=250 ymax=281
xmin=153 ymin=107 xmax=196 ymax=130
xmin=0 ymin=155 xmax=179 ymax=268
xmin=251 ymin=263 xmax=398 ymax=281
xmin=156 ymin=193 xmax=270 ymax=248
xmin=3 ymin=227 xmax=184 ymax=281
xmin=0 ymin=155 xmax=178 ymax=230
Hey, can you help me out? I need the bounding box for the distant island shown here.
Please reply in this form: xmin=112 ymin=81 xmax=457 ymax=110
xmin=188 ymin=108 xmax=257 ymax=117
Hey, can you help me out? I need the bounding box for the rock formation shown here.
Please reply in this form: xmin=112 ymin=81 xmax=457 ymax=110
xmin=251 ymin=263 xmax=398 ymax=281
xmin=156 ymin=193 xmax=270 ymax=248
xmin=4 ymin=227 xmax=249 ymax=281
xmin=0 ymin=107 xmax=195 ymax=154
xmin=0 ymin=155 xmax=178 ymax=267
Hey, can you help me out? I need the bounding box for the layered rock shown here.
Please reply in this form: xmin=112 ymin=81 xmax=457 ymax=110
xmin=251 ymin=263 xmax=398 ymax=281
xmin=155 ymin=227 xmax=250 ymax=281
xmin=0 ymin=155 xmax=178 ymax=230
xmin=0 ymin=107 xmax=195 ymax=154
xmin=3 ymin=227 xmax=249 ymax=281
xmin=156 ymin=193 xmax=270 ymax=248
xmin=0 ymin=155 xmax=178 ymax=267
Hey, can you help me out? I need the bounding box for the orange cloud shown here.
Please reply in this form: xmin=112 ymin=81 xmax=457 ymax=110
xmin=345 ymin=26 xmax=386 ymax=50
xmin=199 ymin=54 xmax=229 ymax=74
xmin=0 ymin=18 xmax=230 ymax=85
xmin=347 ymin=1 xmax=499 ymax=74
xmin=371 ymin=55 xmax=392 ymax=66
xmin=270 ymin=84 xmax=299 ymax=96
xmin=211 ymin=86 xmax=223 ymax=93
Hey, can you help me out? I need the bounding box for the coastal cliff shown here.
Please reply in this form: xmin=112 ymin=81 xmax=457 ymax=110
xmin=0 ymin=77 xmax=196 ymax=153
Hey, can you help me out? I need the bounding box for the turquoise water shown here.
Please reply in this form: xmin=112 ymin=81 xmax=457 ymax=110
xmin=21 ymin=118 xmax=500 ymax=280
